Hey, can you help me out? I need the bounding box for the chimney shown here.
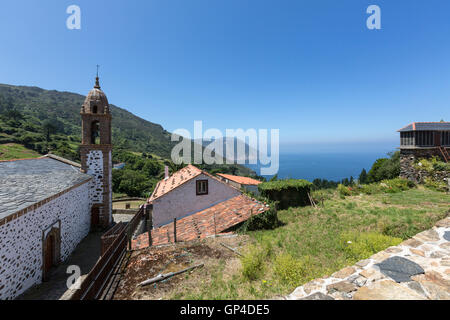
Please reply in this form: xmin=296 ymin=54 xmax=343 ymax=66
xmin=164 ymin=166 xmax=169 ymax=180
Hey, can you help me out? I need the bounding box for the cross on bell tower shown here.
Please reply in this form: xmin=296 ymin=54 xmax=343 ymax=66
xmin=80 ymin=73 xmax=113 ymax=229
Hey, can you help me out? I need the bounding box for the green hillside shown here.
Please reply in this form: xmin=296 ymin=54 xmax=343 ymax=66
xmin=0 ymin=83 xmax=257 ymax=197
xmin=0 ymin=83 xmax=175 ymax=158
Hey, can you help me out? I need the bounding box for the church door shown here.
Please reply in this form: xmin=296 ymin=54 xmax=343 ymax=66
xmin=42 ymin=228 xmax=60 ymax=281
xmin=44 ymin=234 xmax=54 ymax=275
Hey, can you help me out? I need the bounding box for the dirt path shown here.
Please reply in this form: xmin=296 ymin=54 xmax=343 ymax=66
xmin=17 ymin=231 xmax=103 ymax=300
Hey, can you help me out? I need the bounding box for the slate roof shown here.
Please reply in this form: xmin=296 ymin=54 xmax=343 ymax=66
xmin=132 ymin=194 xmax=269 ymax=249
xmin=398 ymin=122 xmax=450 ymax=132
xmin=216 ymin=173 xmax=262 ymax=186
xmin=0 ymin=156 xmax=92 ymax=219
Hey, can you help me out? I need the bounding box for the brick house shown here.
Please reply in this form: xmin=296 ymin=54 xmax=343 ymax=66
xmin=0 ymin=76 xmax=113 ymax=300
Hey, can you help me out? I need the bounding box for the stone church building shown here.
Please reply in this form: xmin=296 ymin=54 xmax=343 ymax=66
xmin=0 ymin=76 xmax=113 ymax=300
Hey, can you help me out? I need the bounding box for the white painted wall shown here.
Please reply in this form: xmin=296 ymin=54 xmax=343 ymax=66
xmin=152 ymin=174 xmax=241 ymax=227
xmin=0 ymin=182 xmax=91 ymax=300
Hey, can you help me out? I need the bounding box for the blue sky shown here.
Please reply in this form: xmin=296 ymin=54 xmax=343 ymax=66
xmin=0 ymin=0 xmax=449 ymax=153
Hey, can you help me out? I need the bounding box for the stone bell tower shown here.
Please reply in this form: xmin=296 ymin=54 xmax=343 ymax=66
xmin=80 ymin=75 xmax=112 ymax=229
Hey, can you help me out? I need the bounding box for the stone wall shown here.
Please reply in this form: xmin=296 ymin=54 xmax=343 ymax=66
xmin=0 ymin=182 xmax=91 ymax=300
xmin=80 ymin=146 xmax=113 ymax=228
xmin=286 ymin=216 xmax=450 ymax=300
xmin=400 ymin=148 xmax=449 ymax=183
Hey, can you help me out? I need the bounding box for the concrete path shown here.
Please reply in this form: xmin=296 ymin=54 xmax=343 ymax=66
xmin=17 ymin=231 xmax=103 ymax=300
xmin=286 ymin=215 xmax=450 ymax=300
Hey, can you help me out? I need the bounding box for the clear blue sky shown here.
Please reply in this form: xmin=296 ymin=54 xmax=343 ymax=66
xmin=0 ymin=0 xmax=449 ymax=153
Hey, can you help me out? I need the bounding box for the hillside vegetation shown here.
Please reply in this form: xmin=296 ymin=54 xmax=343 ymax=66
xmin=0 ymin=83 xmax=257 ymax=197
xmin=166 ymin=183 xmax=449 ymax=299
xmin=0 ymin=83 xmax=176 ymax=158
xmin=0 ymin=143 xmax=41 ymax=161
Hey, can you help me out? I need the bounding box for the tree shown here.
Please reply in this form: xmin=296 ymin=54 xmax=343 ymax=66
xmin=367 ymin=151 xmax=400 ymax=183
xmin=117 ymin=169 xmax=153 ymax=197
xmin=359 ymin=168 xmax=368 ymax=184
xmin=42 ymin=120 xmax=57 ymax=142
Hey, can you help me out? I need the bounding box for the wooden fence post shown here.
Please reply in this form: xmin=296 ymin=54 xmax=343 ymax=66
xmin=147 ymin=204 xmax=153 ymax=246
xmin=173 ymin=218 xmax=177 ymax=243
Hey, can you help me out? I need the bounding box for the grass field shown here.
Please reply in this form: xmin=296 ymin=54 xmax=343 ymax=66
xmin=0 ymin=143 xmax=41 ymax=161
xmin=166 ymin=187 xmax=449 ymax=300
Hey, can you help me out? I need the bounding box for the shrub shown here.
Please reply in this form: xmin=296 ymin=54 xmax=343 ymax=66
xmin=258 ymin=179 xmax=313 ymax=209
xmin=339 ymin=231 xmax=402 ymax=261
xmin=423 ymin=177 xmax=448 ymax=192
xmin=415 ymin=157 xmax=450 ymax=173
xmin=337 ymin=184 xmax=351 ymax=197
xmin=237 ymin=203 xmax=281 ymax=232
xmin=273 ymin=253 xmax=312 ymax=286
xmin=241 ymin=244 xmax=271 ymax=280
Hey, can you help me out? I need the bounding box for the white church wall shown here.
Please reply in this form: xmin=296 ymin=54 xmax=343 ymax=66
xmin=0 ymin=181 xmax=91 ymax=300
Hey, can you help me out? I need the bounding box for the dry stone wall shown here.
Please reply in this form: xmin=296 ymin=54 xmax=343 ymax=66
xmin=0 ymin=182 xmax=91 ymax=300
xmin=286 ymin=216 xmax=450 ymax=300
xmin=400 ymin=148 xmax=449 ymax=183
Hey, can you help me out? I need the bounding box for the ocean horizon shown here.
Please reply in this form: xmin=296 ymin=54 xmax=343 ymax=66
xmin=246 ymin=151 xmax=395 ymax=182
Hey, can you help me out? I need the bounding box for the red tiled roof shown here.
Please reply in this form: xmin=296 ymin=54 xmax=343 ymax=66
xmin=149 ymin=164 xmax=203 ymax=202
xmin=216 ymin=173 xmax=262 ymax=186
xmin=132 ymin=194 xmax=269 ymax=249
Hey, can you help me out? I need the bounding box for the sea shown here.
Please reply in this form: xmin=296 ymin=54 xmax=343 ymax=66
xmin=246 ymin=151 xmax=393 ymax=182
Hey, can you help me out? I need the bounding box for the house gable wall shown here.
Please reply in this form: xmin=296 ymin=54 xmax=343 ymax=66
xmin=152 ymin=173 xmax=241 ymax=227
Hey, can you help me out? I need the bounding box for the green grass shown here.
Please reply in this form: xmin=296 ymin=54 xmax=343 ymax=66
xmin=0 ymin=143 xmax=41 ymax=160
xmin=170 ymin=187 xmax=449 ymax=300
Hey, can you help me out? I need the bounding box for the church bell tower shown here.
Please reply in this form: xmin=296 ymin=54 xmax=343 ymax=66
xmin=80 ymin=75 xmax=112 ymax=229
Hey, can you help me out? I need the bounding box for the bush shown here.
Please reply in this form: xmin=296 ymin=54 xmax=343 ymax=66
xmin=423 ymin=177 xmax=448 ymax=192
xmin=337 ymin=184 xmax=351 ymax=197
xmin=237 ymin=203 xmax=281 ymax=232
xmin=415 ymin=157 xmax=450 ymax=173
xmin=241 ymin=244 xmax=271 ymax=280
xmin=339 ymin=178 xmax=415 ymax=197
xmin=339 ymin=231 xmax=402 ymax=261
xmin=258 ymin=179 xmax=313 ymax=209
xmin=273 ymin=253 xmax=312 ymax=286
